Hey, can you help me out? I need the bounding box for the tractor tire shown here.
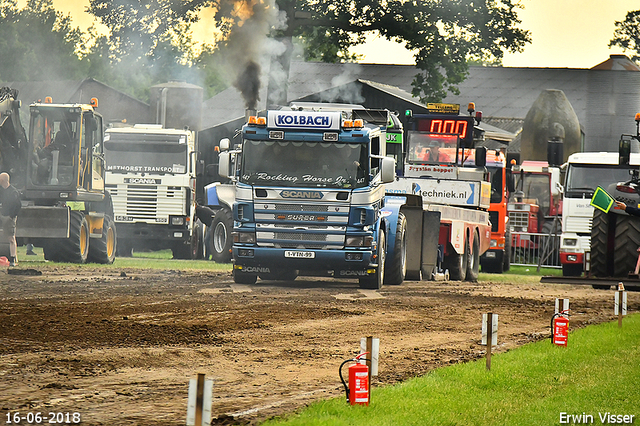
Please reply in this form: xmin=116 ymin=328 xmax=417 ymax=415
xmin=359 ymin=231 xmax=386 ymax=290
xmin=384 ymin=212 xmax=407 ymax=285
xmin=590 ymin=209 xmax=612 ymax=277
xmin=211 ymin=208 xmax=233 ymax=263
xmin=444 ymin=240 xmax=468 ymax=281
xmin=466 ymin=231 xmax=480 ymax=282
xmin=613 ymin=214 xmax=640 ymax=277
xmin=87 ymin=216 xmax=117 ymax=264
xmin=44 ymin=211 xmax=90 ymax=263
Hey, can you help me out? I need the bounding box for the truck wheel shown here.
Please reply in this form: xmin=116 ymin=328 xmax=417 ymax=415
xmin=503 ymin=227 xmax=511 ymax=272
xmin=194 ymin=221 xmax=204 ymax=260
xmin=590 ymin=209 xmax=612 ymax=277
xmin=384 ymin=212 xmax=407 ymax=285
xmin=444 ymin=240 xmax=467 ymax=281
xmin=259 ymin=270 xmax=298 ymax=281
xmin=613 ymin=214 xmax=640 ymax=277
xmin=466 ymin=231 xmax=480 ymax=282
xmin=212 ymin=208 xmax=233 ymax=263
xmin=116 ymin=240 xmax=133 ymax=257
xmin=540 ymin=221 xmax=560 ymax=266
xmin=44 ymin=211 xmax=90 ymax=263
xmin=87 ymin=216 xmax=117 ymax=264
xmin=233 ymin=268 xmax=257 ymax=284
xmin=359 ymin=231 xmax=386 ymax=290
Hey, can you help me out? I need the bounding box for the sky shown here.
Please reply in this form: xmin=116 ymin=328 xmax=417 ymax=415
xmin=43 ymin=0 xmax=640 ymax=69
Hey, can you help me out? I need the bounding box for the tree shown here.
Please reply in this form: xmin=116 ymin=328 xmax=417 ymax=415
xmin=0 ymin=0 xmax=86 ymax=81
xmin=210 ymin=0 xmax=531 ymax=103
xmin=610 ymin=10 xmax=640 ymax=62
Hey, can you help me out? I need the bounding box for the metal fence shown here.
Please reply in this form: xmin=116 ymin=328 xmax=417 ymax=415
xmin=510 ymin=232 xmax=561 ymax=269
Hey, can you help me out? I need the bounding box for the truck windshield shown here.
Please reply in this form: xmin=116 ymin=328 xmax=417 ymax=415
xmin=104 ymin=134 xmax=188 ymax=174
xmin=240 ymin=140 xmax=368 ymax=188
xmin=565 ymin=164 xmax=632 ymax=197
xmin=406 ymin=132 xmax=457 ymax=165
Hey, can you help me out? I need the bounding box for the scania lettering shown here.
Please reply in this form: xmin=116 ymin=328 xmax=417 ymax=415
xmin=105 ymin=125 xmax=204 ymax=259
xmin=219 ymin=106 xmax=399 ymax=289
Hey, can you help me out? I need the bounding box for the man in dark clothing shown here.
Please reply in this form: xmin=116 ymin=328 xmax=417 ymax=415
xmin=0 ymin=172 xmax=21 ymax=266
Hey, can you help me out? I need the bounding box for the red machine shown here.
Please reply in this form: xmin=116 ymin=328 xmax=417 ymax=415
xmin=339 ymin=352 xmax=370 ymax=406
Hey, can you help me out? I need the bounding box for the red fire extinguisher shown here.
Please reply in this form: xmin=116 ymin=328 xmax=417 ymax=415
xmin=551 ymin=310 xmax=569 ymax=347
xmin=339 ymin=352 xmax=370 ymax=406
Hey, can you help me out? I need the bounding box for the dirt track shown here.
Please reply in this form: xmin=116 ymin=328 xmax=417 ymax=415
xmin=1 ymin=265 xmax=638 ymax=425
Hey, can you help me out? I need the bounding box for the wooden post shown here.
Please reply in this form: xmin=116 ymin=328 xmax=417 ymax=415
xmin=486 ymin=313 xmax=493 ymax=371
xmin=195 ymin=373 xmax=205 ymax=426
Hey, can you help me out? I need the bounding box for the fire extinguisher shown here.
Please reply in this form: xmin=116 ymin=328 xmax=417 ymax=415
xmin=551 ymin=309 xmax=570 ymax=347
xmin=339 ymin=352 xmax=370 ymax=406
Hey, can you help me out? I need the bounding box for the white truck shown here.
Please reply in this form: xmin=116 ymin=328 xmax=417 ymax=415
xmin=559 ymin=151 xmax=640 ymax=276
xmin=104 ymin=124 xmax=204 ymax=259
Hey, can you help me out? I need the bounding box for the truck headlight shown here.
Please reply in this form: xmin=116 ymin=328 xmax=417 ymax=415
xmin=233 ymin=232 xmax=255 ymax=244
xmin=490 ymin=239 xmax=497 ymax=248
xmin=170 ymin=216 xmax=185 ymax=226
xmin=346 ymin=235 xmax=374 ymax=247
xmin=564 ymin=238 xmax=577 ymax=247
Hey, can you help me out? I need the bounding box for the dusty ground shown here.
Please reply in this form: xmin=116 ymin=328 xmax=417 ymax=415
xmin=1 ymin=264 xmax=638 ymax=426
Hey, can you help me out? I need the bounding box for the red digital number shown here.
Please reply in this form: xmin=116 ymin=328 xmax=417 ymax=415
xmin=429 ymin=119 xmax=467 ymax=139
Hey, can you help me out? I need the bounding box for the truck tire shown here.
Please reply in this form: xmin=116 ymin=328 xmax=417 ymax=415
xmin=172 ymin=222 xmax=201 ymax=260
xmin=444 ymin=240 xmax=467 ymax=281
xmin=211 ymin=208 xmax=233 ymax=263
xmin=503 ymin=226 xmax=511 ymax=272
xmin=359 ymin=231 xmax=386 ymax=290
xmin=540 ymin=221 xmax=560 ymax=266
xmin=116 ymin=240 xmax=133 ymax=257
xmin=259 ymin=270 xmax=298 ymax=281
xmin=233 ymin=268 xmax=257 ymax=284
xmin=384 ymin=212 xmax=407 ymax=285
xmin=87 ymin=216 xmax=117 ymax=264
xmin=613 ymin=214 xmax=640 ymax=277
xmin=590 ymin=209 xmax=612 ymax=277
xmin=44 ymin=211 xmax=90 ymax=263
xmin=466 ymin=231 xmax=480 ymax=282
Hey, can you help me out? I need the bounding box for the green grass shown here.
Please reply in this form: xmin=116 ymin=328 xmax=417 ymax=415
xmin=263 ymin=314 xmax=640 ymax=425
xmin=13 ymin=246 xmax=231 ymax=271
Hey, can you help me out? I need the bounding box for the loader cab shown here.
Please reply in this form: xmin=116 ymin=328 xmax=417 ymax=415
xmin=26 ymin=100 xmax=105 ymax=202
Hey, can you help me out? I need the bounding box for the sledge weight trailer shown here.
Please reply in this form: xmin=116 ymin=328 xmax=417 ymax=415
xmin=218 ymin=105 xmax=429 ymax=289
xmin=0 ymin=91 xmax=116 ymax=263
xmin=385 ymin=103 xmax=492 ymax=282
xmin=104 ymin=125 xmax=205 ymax=259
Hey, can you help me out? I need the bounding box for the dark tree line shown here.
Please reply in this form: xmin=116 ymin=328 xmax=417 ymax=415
xmin=1 ymin=0 xmax=534 ymax=103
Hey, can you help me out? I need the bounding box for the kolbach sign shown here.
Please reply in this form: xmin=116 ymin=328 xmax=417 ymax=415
xmin=268 ymin=111 xmax=342 ymax=131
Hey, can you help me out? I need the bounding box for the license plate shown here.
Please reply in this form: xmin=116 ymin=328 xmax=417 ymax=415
xmin=284 ymin=251 xmax=315 ymax=259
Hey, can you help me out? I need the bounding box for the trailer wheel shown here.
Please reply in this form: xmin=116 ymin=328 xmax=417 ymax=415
xmin=359 ymin=231 xmax=386 ymax=289
xmin=233 ymin=268 xmax=257 ymax=284
xmin=444 ymin=240 xmax=467 ymax=281
xmin=590 ymin=209 xmax=612 ymax=277
xmin=87 ymin=216 xmax=117 ymax=264
xmin=466 ymin=231 xmax=480 ymax=282
xmin=211 ymin=208 xmax=233 ymax=263
xmin=44 ymin=211 xmax=90 ymax=263
xmin=613 ymin=214 xmax=640 ymax=277
xmin=384 ymin=212 xmax=407 ymax=285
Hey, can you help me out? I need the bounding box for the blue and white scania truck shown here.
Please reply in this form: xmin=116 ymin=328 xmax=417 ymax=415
xmin=217 ymin=106 xmax=403 ymax=288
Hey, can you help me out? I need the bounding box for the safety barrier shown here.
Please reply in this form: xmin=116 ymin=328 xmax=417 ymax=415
xmin=510 ymin=231 xmax=561 ymax=269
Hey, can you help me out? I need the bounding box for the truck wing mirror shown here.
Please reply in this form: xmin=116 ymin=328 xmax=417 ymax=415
xmin=219 ymin=138 xmax=230 ymax=152
xmin=380 ymin=156 xmax=396 ymax=184
xmin=218 ymin=151 xmax=231 ymax=179
xmin=475 ymin=146 xmax=486 ymax=167
xmin=619 ymin=137 xmax=631 ymax=166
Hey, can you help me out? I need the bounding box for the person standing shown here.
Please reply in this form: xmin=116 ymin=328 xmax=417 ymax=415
xmin=0 ymin=172 xmax=21 ymax=266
